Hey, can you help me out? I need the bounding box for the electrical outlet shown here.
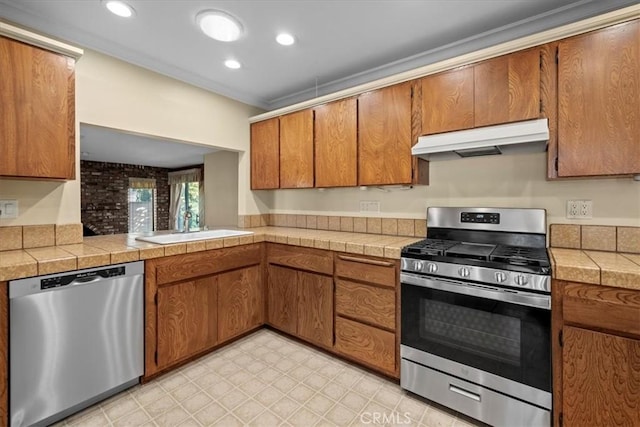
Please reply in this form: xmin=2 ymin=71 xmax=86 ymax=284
xmin=359 ymin=201 xmax=380 ymax=213
xmin=0 ymin=199 xmax=18 ymax=218
xmin=566 ymin=200 xmax=592 ymax=219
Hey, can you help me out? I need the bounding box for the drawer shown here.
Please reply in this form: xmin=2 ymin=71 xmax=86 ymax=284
xmin=336 ymin=279 xmax=395 ymax=330
xmin=335 ymin=316 xmax=395 ymax=374
xmin=268 ymin=244 xmax=333 ymax=275
xmin=156 ymin=244 xmax=262 ymax=285
xmin=335 ymin=254 xmax=397 ymax=288
xmin=563 ymin=283 xmax=640 ymax=338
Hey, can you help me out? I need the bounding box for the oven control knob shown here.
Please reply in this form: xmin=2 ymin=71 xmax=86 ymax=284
xmin=495 ymin=272 xmax=507 ymax=283
xmin=514 ymin=274 xmax=529 ymax=286
xmin=427 ymin=263 xmax=438 ymax=274
xmin=414 ymin=260 xmax=424 ymax=272
xmin=458 ymin=267 xmax=470 ymax=278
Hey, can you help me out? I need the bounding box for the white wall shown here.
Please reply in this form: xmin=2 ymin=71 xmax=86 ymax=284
xmin=0 ymin=49 xmax=264 ymax=226
xmin=204 ymin=151 xmax=239 ymax=227
xmin=270 ymin=152 xmax=640 ymax=226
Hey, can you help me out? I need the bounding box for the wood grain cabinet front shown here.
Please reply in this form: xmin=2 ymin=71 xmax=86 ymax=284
xmin=145 ymin=244 xmax=263 ymax=378
xmin=358 ymin=82 xmax=413 ymax=186
xmin=314 ymin=98 xmax=358 ymax=188
xmin=156 ymin=276 xmax=217 ymax=369
xmin=250 ymin=118 xmax=280 ymax=189
xmin=0 ymin=37 xmax=76 ymax=180
xmin=556 ymin=19 xmax=640 ymax=177
xmin=279 ymin=110 xmax=314 ymax=188
xmin=266 ymin=245 xmax=334 ymax=349
xmin=554 ymin=280 xmax=640 ymax=427
xmin=334 ymin=253 xmax=399 ymax=377
xmin=421 ymin=48 xmax=541 ymax=136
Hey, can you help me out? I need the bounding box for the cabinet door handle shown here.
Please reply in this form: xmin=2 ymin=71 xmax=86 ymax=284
xmin=337 ymin=255 xmax=394 ymax=267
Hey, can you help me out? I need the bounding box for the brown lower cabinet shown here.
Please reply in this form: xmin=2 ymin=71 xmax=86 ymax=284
xmin=266 ymin=245 xmax=334 ymax=349
xmin=553 ymin=280 xmax=640 ymax=427
xmin=145 ymin=244 xmax=263 ymax=378
xmin=334 ymin=254 xmax=399 ymax=377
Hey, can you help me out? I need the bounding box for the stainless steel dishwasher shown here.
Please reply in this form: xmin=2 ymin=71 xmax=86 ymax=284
xmin=9 ymin=261 xmax=144 ymax=427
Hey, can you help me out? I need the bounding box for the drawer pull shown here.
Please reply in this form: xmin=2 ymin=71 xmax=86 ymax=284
xmin=337 ymin=255 xmax=394 ymax=267
xmin=449 ymin=384 xmax=481 ymax=402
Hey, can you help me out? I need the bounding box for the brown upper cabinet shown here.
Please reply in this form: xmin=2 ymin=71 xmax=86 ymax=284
xmin=358 ymin=82 xmax=413 ymax=185
xmin=279 ymin=110 xmax=314 ymax=188
xmin=250 ymin=118 xmax=280 ymax=189
xmin=556 ymin=19 xmax=640 ymax=177
xmin=421 ymin=48 xmax=541 ymax=135
xmin=0 ymin=37 xmax=76 ymax=180
xmin=314 ymin=98 xmax=358 ymax=187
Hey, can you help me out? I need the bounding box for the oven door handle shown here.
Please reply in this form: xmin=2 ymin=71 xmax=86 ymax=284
xmin=401 ymin=272 xmax=550 ymax=310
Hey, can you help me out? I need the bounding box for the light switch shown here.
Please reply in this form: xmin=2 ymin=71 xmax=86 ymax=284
xmin=0 ymin=200 xmax=18 ymax=218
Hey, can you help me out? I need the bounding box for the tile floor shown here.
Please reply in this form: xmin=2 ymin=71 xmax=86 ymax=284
xmin=56 ymin=329 xmax=480 ymax=427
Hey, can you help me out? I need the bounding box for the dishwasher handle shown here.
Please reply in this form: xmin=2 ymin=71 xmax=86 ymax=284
xmin=9 ymin=261 xmax=144 ymax=299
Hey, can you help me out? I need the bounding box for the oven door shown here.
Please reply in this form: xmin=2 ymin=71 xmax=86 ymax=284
xmin=401 ymin=272 xmax=551 ymax=396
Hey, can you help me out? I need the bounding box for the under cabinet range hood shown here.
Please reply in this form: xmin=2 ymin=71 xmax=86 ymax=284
xmin=412 ymin=118 xmax=549 ymax=161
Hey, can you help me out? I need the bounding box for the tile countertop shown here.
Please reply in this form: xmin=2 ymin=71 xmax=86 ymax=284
xmin=0 ymin=227 xmax=422 ymax=282
xmin=549 ymin=248 xmax=640 ymax=290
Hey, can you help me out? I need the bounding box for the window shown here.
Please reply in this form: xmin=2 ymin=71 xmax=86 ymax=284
xmin=175 ymin=181 xmax=201 ymax=231
xmin=169 ymin=168 xmax=204 ymax=231
xmin=128 ymin=178 xmax=157 ymax=233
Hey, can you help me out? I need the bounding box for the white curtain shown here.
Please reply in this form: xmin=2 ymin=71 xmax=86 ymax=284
xmin=169 ymin=183 xmax=184 ymax=230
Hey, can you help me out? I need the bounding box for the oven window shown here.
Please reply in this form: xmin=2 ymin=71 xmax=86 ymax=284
xmin=421 ymin=299 xmax=521 ymax=364
xmin=402 ymin=282 xmax=551 ymax=392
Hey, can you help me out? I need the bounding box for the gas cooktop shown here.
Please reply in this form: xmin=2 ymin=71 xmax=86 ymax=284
xmin=401 ymin=207 xmax=551 ymax=293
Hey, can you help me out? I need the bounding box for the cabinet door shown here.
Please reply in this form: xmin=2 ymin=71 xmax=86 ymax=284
xmin=157 ymin=276 xmax=217 ymax=368
xmin=297 ymin=271 xmax=333 ymax=347
xmin=0 ymin=37 xmax=75 ymax=179
xmin=558 ymin=20 xmax=640 ymax=176
xmin=250 ymin=118 xmax=279 ymax=189
xmin=315 ymin=98 xmax=357 ymax=187
xmin=267 ymin=265 xmax=298 ymax=335
xmin=358 ymin=82 xmax=412 ymax=185
xmin=474 ymin=49 xmax=541 ymax=127
xmin=280 ymin=110 xmax=314 ymax=188
xmin=563 ymin=326 xmax=640 ymax=426
xmin=315 ymin=98 xmax=358 ymax=187
xmin=421 ymin=67 xmax=474 ymax=135
xmin=217 ymin=265 xmax=263 ymax=342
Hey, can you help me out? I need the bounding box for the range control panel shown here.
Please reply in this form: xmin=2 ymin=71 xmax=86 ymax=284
xmin=461 ymin=212 xmax=500 ymax=224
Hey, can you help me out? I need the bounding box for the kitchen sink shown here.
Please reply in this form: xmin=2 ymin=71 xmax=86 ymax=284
xmin=135 ymin=229 xmax=253 ymax=245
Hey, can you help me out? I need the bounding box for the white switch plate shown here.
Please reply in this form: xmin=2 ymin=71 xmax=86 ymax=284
xmin=359 ymin=201 xmax=380 ymax=213
xmin=566 ymin=200 xmax=592 ymax=219
xmin=0 ymin=199 xmax=18 ymax=218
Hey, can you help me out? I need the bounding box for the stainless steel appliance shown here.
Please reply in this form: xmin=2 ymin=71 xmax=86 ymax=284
xmin=400 ymin=207 xmax=551 ymax=427
xmin=9 ymin=262 xmax=144 ymax=427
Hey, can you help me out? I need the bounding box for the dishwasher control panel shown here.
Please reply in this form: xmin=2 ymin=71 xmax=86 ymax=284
xmin=41 ymin=266 xmax=126 ymax=289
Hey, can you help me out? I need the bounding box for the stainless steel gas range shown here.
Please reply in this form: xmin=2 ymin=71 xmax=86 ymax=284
xmin=400 ymin=207 xmax=552 ymax=427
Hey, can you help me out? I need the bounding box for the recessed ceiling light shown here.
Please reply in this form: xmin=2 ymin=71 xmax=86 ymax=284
xmin=276 ymin=33 xmax=295 ymax=46
xmin=197 ymin=10 xmax=243 ymax=42
xmin=224 ymin=59 xmax=241 ymax=69
xmin=103 ymin=0 xmax=135 ymax=18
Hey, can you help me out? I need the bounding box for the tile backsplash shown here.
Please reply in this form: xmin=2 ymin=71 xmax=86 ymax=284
xmin=550 ymin=224 xmax=640 ymax=254
xmin=0 ymin=224 xmax=83 ymax=251
xmin=238 ymin=214 xmax=427 ymax=238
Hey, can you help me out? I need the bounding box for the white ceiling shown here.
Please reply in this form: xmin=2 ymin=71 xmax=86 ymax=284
xmin=80 ymin=124 xmax=218 ymax=168
xmin=0 ymin=0 xmax=637 ymax=110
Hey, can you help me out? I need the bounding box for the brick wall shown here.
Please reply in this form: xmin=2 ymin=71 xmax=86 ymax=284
xmin=81 ymin=161 xmax=170 ymax=234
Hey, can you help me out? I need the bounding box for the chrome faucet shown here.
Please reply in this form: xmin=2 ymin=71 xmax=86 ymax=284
xmin=183 ymin=210 xmax=192 ymax=233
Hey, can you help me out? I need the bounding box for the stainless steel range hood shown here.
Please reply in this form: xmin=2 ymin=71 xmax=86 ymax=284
xmin=412 ymin=118 xmax=549 ymax=161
